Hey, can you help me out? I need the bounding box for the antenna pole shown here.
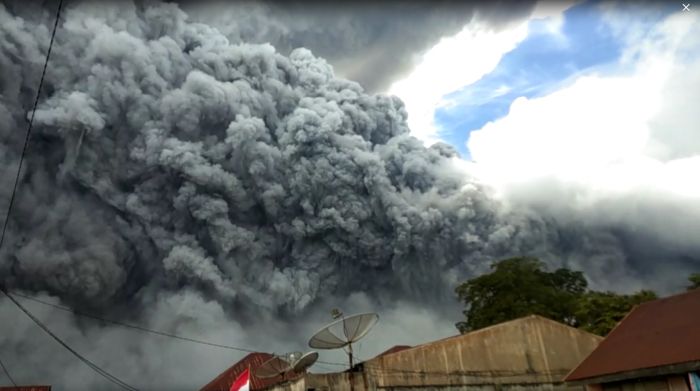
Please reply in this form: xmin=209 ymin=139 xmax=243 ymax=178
xmin=348 ymin=343 xmax=355 ymax=391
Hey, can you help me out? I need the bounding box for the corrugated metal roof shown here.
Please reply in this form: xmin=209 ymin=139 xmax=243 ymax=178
xmin=199 ymin=352 xmax=301 ymax=391
xmin=566 ymin=288 xmax=700 ymax=382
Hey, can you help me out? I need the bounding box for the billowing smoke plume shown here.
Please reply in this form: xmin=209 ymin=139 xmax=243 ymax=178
xmin=178 ymin=0 xmax=538 ymax=92
xmin=0 ymin=1 xmax=696 ymax=390
xmin=0 ymin=0 xmax=539 ymax=313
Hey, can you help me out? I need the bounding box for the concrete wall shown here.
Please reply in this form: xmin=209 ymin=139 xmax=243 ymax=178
xmin=365 ymin=316 xmax=601 ymax=389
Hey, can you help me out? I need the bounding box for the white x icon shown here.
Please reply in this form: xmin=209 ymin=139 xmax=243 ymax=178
xmin=682 ymin=3 xmax=691 ymax=11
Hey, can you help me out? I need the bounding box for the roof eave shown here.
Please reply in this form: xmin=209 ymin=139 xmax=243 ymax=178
xmin=566 ymin=360 xmax=700 ymax=385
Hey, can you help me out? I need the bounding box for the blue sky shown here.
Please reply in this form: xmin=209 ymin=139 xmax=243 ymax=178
xmin=430 ymin=0 xmax=675 ymax=159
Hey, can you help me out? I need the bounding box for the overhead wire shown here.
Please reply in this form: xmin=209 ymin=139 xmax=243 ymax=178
xmin=7 ymin=290 xmax=572 ymax=380
xmin=10 ymin=290 xmax=347 ymax=367
xmin=0 ymin=0 xmax=66 ymax=389
xmin=11 ymin=291 xmax=259 ymax=353
xmin=0 ymin=0 xmax=139 ymax=389
xmin=2 ymin=289 xmax=140 ymax=391
xmin=0 ymin=0 xmax=62 ymax=250
xmin=0 ymin=356 xmax=17 ymax=386
xmin=9 ymin=291 xmax=556 ymax=378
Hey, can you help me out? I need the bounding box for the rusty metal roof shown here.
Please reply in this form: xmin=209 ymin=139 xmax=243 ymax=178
xmin=0 ymin=387 xmax=51 ymax=391
xmin=566 ymin=288 xmax=700 ymax=382
xmin=199 ymin=352 xmax=301 ymax=391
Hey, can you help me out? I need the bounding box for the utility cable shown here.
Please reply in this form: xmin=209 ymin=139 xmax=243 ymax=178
xmin=0 ymin=0 xmax=64 ymax=387
xmin=0 ymin=356 xmax=17 ymax=386
xmin=0 ymin=0 xmax=65 ymax=249
xmin=2 ymin=289 xmax=139 ymax=391
xmin=11 ymin=292 xmax=259 ymax=353
xmin=10 ymin=291 xmax=347 ymax=367
xmin=6 ymin=291 xmax=566 ymax=379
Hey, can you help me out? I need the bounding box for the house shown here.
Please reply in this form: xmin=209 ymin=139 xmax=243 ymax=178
xmin=565 ymin=288 xmax=700 ymax=391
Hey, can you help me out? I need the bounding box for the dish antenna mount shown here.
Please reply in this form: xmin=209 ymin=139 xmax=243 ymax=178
xmin=308 ymin=310 xmax=379 ymax=370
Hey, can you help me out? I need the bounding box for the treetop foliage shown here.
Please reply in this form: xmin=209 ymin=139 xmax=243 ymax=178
xmin=455 ymin=257 xmax=662 ymax=336
xmin=688 ymin=273 xmax=700 ymax=291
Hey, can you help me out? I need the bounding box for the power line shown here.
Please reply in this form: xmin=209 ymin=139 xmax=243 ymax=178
xmin=2 ymin=289 xmax=140 ymax=391
xmin=0 ymin=356 xmax=17 ymax=386
xmin=0 ymin=0 xmax=63 ymax=251
xmin=10 ymin=291 xmax=348 ymax=368
xmin=7 ymin=291 xmax=566 ymax=380
xmin=16 ymin=291 xmax=528 ymax=376
xmin=11 ymin=292 xmax=259 ymax=353
xmin=0 ymin=0 xmax=64 ymax=387
xmin=0 ymin=2 xmax=138 ymax=386
xmin=13 ymin=291 xmax=550 ymax=378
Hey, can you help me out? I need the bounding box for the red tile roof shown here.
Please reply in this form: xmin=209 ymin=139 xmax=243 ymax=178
xmin=566 ymin=288 xmax=700 ymax=382
xmin=199 ymin=352 xmax=301 ymax=391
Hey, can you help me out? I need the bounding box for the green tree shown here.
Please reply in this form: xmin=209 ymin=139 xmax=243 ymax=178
xmin=688 ymin=273 xmax=700 ymax=290
xmin=454 ymin=257 xmax=587 ymax=333
xmin=454 ymin=257 xmax=660 ymax=336
xmin=573 ymin=290 xmax=657 ymax=336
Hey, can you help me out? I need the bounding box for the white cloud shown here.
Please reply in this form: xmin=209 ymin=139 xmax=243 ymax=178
xmin=389 ymin=1 xmax=579 ymax=145
xmin=467 ymin=10 xmax=699 ymax=196
xmin=530 ymin=0 xmax=579 ymax=43
xmin=388 ymin=22 xmax=528 ymax=144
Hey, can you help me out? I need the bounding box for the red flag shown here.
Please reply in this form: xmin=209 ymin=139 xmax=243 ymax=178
xmin=229 ymin=367 xmax=250 ymax=391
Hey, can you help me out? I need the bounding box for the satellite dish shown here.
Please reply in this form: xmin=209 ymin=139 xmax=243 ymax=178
xmin=291 ymin=351 xmax=319 ymax=373
xmin=256 ymin=351 xmax=318 ymax=379
xmin=308 ymin=312 xmax=379 ymax=369
xmin=255 ymin=355 xmax=291 ymax=379
xmin=309 ymin=312 xmax=378 ymax=349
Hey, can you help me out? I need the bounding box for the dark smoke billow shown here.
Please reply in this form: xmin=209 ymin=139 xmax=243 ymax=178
xmin=0 ymin=0 xmax=532 ymax=314
xmin=0 ymin=2 xmax=697 ymax=390
xmin=177 ymin=0 xmax=538 ymax=92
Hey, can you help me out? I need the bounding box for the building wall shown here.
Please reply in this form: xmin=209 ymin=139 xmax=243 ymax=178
xmin=379 ymin=383 xmax=584 ymax=391
xmin=367 ymin=316 xmax=601 ymax=389
xmin=585 ymin=375 xmax=690 ymax=391
xmin=265 ymin=374 xmax=587 ymax=391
